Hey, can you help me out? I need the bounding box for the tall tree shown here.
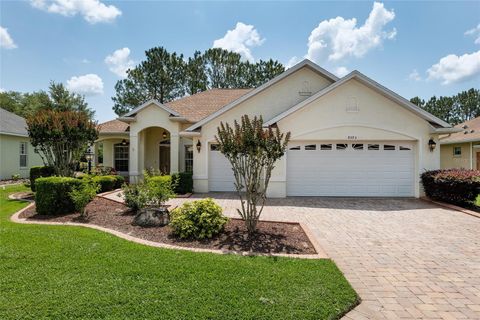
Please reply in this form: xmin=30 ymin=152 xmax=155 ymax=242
xmin=456 ymin=88 xmax=480 ymax=123
xmin=112 ymin=47 xmax=186 ymax=116
xmin=185 ymin=51 xmax=207 ymax=95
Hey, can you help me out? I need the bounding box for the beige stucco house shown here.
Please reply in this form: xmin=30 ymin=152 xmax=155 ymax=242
xmin=96 ymin=59 xmax=458 ymax=198
xmin=0 ymin=108 xmax=44 ymax=180
xmin=440 ymin=117 xmax=480 ymax=170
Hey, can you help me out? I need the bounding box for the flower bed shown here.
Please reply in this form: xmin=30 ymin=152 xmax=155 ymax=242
xmin=19 ymin=197 xmax=316 ymax=255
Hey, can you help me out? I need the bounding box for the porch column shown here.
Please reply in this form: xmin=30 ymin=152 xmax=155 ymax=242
xmin=129 ymin=134 xmax=140 ymax=182
xmin=170 ymin=133 xmax=179 ymax=173
xmin=93 ymin=142 xmax=99 ymax=167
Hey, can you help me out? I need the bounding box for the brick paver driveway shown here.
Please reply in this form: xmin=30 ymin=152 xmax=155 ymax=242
xmin=168 ymin=194 xmax=480 ymax=319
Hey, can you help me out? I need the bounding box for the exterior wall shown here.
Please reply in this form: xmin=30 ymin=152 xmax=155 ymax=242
xmin=193 ymin=77 xmax=441 ymax=197
xmin=193 ymin=67 xmax=335 ymax=192
xmin=440 ymin=142 xmax=477 ymax=169
xmin=0 ymin=134 xmax=44 ymax=180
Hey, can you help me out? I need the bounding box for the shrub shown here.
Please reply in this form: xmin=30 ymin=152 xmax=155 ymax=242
xmin=92 ymin=176 xmax=118 ymax=192
xmin=70 ymin=181 xmax=99 ymax=218
xmin=92 ymin=166 xmax=117 ymax=176
xmin=144 ymin=173 xmax=175 ymax=207
xmin=421 ymin=169 xmax=480 ymax=208
xmin=170 ymin=198 xmax=228 ymax=239
xmin=35 ymin=177 xmax=83 ymax=215
xmin=122 ymin=182 xmax=149 ymax=213
xmin=172 ymin=172 xmax=193 ymax=194
xmin=113 ymin=175 xmax=125 ymax=189
xmin=30 ymin=166 xmax=54 ymax=191
xmin=11 ymin=174 xmax=21 ymax=181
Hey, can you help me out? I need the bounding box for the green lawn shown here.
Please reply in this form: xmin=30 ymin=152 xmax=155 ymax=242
xmin=0 ymin=185 xmax=358 ymax=320
xmin=476 ymin=195 xmax=480 ymax=207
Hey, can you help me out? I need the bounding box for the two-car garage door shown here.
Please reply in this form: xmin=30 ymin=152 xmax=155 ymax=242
xmin=286 ymin=141 xmax=415 ymax=197
xmin=208 ymin=141 xmax=415 ymax=197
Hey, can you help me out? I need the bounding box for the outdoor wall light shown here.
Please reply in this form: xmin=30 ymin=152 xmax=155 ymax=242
xmin=428 ymin=138 xmax=436 ymax=152
xmin=121 ymin=139 xmax=128 ymax=146
xmin=196 ymin=140 xmax=202 ymax=153
xmin=162 ymin=131 xmax=167 ymax=139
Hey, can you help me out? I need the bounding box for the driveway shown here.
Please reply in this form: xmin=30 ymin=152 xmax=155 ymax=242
xmin=168 ymin=194 xmax=480 ymax=319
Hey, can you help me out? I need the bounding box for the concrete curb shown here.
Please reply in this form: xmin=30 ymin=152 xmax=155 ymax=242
xmin=421 ymin=197 xmax=480 ymax=219
xmin=10 ymin=202 xmax=328 ymax=260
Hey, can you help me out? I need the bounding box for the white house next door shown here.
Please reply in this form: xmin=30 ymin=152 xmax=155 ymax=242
xmin=286 ymin=141 xmax=415 ymax=197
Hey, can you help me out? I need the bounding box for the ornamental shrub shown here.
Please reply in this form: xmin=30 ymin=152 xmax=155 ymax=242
xmin=170 ymin=198 xmax=228 ymax=239
xmin=35 ymin=177 xmax=83 ymax=215
xmin=421 ymin=169 xmax=480 ymax=208
xmin=172 ymin=172 xmax=193 ymax=194
xmin=70 ymin=181 xmax=99 ymax=218
xmin=30 ymin=166 xmax=54 ymax=191
xmin=122 ymin=183 xmax=150 ymax=213
xmin=92 ymin=175 xmax=116 ymax=193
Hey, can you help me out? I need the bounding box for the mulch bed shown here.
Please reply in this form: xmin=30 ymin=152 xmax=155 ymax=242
xmin=20 ymin=197 xmax=316 ymax=254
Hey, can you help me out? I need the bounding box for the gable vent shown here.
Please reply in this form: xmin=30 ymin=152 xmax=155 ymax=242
xmin=299 ymin=81 xmax=312 ymax=96
xmin=346 ymin=97 xmax=359 ymax=112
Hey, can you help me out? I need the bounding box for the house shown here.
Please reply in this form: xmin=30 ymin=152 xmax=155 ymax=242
xmin=96 ymin=59 xmax=459 ymax=198
xmin=440 ymin=116 xmax=480 ymax=169
xmin=0 ymin=108 xmax=44 ymax=180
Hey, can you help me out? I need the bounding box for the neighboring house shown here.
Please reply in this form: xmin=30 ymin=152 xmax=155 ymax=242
xmin=96 ymin=59 xmax=459 ymax=198
xmin=440 ymin=116 xmax=480 ymax=170
xmin=0 ymin=108 xmax=44 ymax=180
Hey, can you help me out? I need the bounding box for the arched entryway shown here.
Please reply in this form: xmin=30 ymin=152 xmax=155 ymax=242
xmin=138 ymin=126 xmax=173 ymax=174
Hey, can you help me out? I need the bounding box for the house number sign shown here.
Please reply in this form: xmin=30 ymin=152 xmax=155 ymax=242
xmin=347 ymin=135 xmax=358 ymax=140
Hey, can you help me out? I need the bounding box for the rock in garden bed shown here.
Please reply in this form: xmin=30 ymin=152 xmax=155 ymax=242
xmin=20 ymin=197 xmax=316 ymax=254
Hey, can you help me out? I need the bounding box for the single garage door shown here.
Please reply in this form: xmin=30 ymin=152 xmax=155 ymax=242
xmin=287 ymin=141 xmax=415 ymax=197
xmin=208 ymin=144 xmax=236 ymax=191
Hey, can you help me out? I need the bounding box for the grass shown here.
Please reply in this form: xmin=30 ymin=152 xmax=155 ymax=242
xmin=476 ymin=195 xmax=480 ymax=207
xmin=0 ymin=184 xmax=358 ymax=320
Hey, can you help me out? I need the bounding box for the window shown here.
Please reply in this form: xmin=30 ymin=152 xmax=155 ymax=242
xmin=399 ymin=146 xmax=411 ymax=151
xmin=305 ymin=144 xmax=316 ymax=150
xmin=320 ymin=144 xmax=332 ymax=150
xmin=453 ymin=146 xmax=462 ymax=156
xmin=289 ymin=145 xmax=301 ymax=150
xmin=114 ymin=143 xmax=129 ymax=172
xmin=352 ymin=143 xmax=364 ymax=150
xmin=210 ymin=144 xmax=219 ymax=151
xmin=19 ymin=142 xmax=27 ymax=168
xmin=185 ymin=145 xmax=193 ymax=172
xmin=384 ymin=144 xmax=395 ymax=151
xmin=368 ymin=144 xmax=380 ymax=150
xmin=336 ymin=143 xmax=348 ymax=150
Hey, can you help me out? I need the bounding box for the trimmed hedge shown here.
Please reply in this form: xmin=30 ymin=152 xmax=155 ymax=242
xmin=421 ymin=169 xmax=480 ymax=208
xmin=172 ymin=172 xmax=193 ymax=194
xmin=35 ymin=177 xmax=83 ymax=215
xmin=30 ymin=166 xmax=54 ymax=191
xmin=91 ymin=175 xmax=125 ymax=193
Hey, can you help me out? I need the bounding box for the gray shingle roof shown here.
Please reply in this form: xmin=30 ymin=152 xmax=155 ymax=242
xmin=0 ymin=108 xmax=28 ymax=136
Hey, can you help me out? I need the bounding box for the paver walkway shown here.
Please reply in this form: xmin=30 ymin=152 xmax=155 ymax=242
xmin=168 ymin=194 xmax=480 ymax=319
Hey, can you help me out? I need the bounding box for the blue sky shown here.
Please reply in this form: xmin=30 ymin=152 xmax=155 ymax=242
xmin=1 ymin=1 xmax=479 ymax=122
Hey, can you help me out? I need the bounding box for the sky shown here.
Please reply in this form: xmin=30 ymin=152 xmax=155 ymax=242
xmin=1 ymin=1 xmax=479 ymax=123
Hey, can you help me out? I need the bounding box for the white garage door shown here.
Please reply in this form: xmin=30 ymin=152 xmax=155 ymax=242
xmin=208 ymin=144 xmax=236 ymax=191
xmin=287 ymin=141 xmax=415 ymax=197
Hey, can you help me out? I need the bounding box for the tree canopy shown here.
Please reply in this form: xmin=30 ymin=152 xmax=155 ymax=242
xmin=112 ymin=47 xmax=285 ymax=116
xmin=410 ymin=88 xmax=480 ymax=125
xmin=0 ymin=82 xmax=94 ymax=119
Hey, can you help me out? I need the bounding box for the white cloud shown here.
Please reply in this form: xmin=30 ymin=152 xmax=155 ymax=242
xmin=334 ymin=66 xmax=349 ymax=77
xmin=0 ymin=26 xmax=17 ymax=49
xmin=105 ymin=47 xmax=134 ymax=78
xmin=66 ymin=74 xmax=104 ymax=95
xmin=285 ymin=56 xmax=300 ymax=69
xmin=213 ymin=22 xmax=265 ymax=62
xmin=0 ymin=88 xmax=5 ymax=93
xmin=465 ymin=24 xmax=480 ymax=44
xmin=427 ymin=50 xmax=480 ymax=85
xmin=31 ymin=0 xmax=121 ymax=24
xmin=306 ymin=2 xmax=396 ymax=63
xmin=408 ymin=69 xmax=422 ymax=81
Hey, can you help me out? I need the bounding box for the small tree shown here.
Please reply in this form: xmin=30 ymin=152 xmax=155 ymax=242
xmin=26 ymin=109 xmax=98 ymax=177
xmin=216 ymin=115 xmax=290 ymax=235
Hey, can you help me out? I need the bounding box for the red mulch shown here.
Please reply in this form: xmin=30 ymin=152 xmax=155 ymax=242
xmin=20 ymin=197 xmax=316 ymax=254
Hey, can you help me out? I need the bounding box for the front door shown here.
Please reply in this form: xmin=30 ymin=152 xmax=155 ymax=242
xmin=159 ymin=145 xmax=170 ymax=174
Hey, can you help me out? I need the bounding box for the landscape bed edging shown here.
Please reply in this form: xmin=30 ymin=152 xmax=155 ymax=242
xmin=10 ymin=202 xmax=328 ymax=260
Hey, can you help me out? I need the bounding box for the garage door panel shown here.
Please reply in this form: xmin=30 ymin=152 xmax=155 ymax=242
xmin=208 ymin=147 xmax=236 ymax=192
xmin=287 ymin=141 xmax=415 ymax=197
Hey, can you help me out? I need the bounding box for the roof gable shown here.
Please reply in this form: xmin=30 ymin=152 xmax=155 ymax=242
xmin=264 ymin=71 xmax=452 ymax=128
xmin=186 ymin=59 xmax=338 ymax=131
xmin=123 ymin=99 xmax=181 ymax=118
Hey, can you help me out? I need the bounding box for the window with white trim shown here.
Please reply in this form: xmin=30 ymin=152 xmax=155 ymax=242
xmin=368 ymin=144 xmax=380 ymax=150
xmin=114 ymin=143 xmax=129 ymax=172
xmin=19 ymin=142 xmax=27 ymax=168
xmin=352 ymin=143 xmax=364 ymax=150
xmin=185 ymin=145 xmax=193 ymax=172
xmin=453 ymin=146 xmax=462 ymax=156
xmin=289 ymin=145 xmax=301 ymax=150
xmin=384 ymin=144 xmax=395 ymax=151
xmin=305 ymin=144 xmax=316 ymax=150
xmin=320 ymin=144 xmax=332 ymax=150
xmin=336 ymin=143 xmax=348 ymax=150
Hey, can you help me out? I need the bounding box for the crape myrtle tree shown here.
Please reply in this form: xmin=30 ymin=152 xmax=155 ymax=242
xmin=26 ymin=110 xmax=98 ymax=177
xmin=216 ymin=115 xmax=290 ymax=235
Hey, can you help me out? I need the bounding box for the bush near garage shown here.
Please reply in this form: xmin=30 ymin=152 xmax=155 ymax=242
xmin=170 ymin=198 xmax=228 ymax=240
xmin=421 ymin=169 xmax=480 ymax=208
xmin=35 ymin=177 xmax=83 ymax=215
xmin=172 ymin=172 xmax=193 ymax=194
xmin=29 ymin=166 xmax=55 ymax=191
